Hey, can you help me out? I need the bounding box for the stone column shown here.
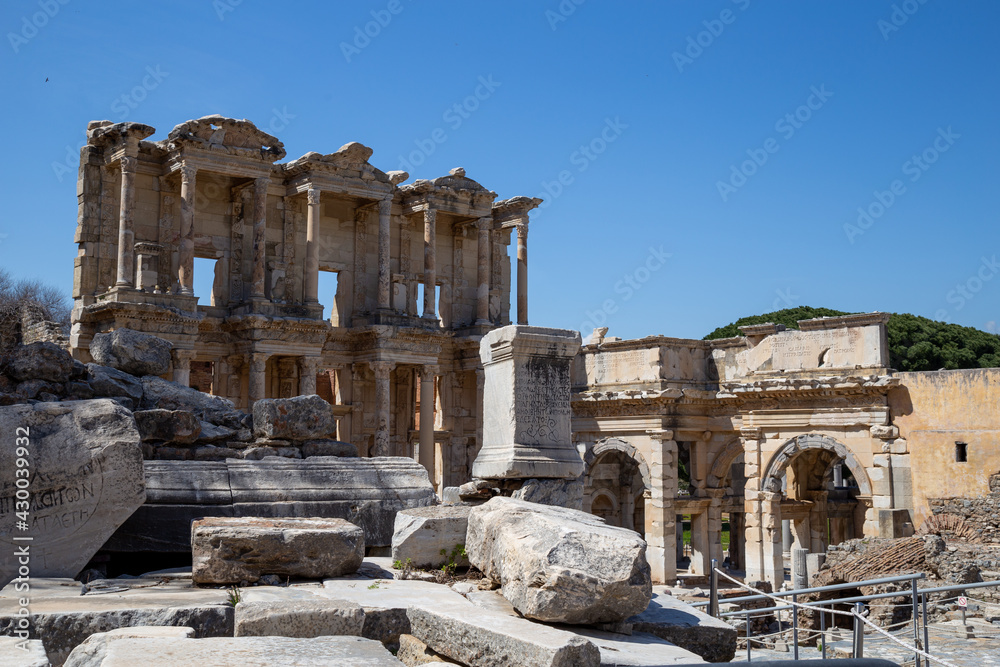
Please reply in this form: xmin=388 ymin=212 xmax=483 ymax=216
xmin=761 ymin=491 xmax=785 ymax=590
xmin=690 ymin=505 xmax=710 ymax=575
xmin=248 ymin=352 xmax=269 ymax=405
xmin=647 ymin=432 xmax=678 ymax=584
xmin=515 ymin=223 xmax=528 ymax=325
xmin=172 ymin=349 xmax=196 ymax=387
xmin=474 ymin=368 xmax=485 ymax=460
xmin=741 ymin=427 xmax=767 ymax=582
xmin=475 ymin=217 xmax=491 ymax=325
xmin=377 ymin=197 xmax=393 ymax=311
xmin=115 ymin=156 xmax=137 ymax=288
xmin=809 ymin=491 xmax=829 ymax=553
xmin=298 ymin=356 xmax=320 ymax=396
xmin=303 ymin=187 xmax=321 ymax=304
xmin=178 ymin=164 xmax=197 ymax=295
xmin=419 ymin=365 xmax=438 ymax=479
xmin=226 ymin=354 xmax=245 ymax=407
xmin=370 ymin=360 xmax=395 ymax=457
xmin=707 ymin=488 xmax=726 ymax=567
xmin=250 ymin=176 xmax=269 ymax=299
xmin=422 ymin=208 xmax=436 ymax=319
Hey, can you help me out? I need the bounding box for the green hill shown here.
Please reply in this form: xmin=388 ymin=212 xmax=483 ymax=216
xmin=703 ymin=306 xmax=1000 ymax=371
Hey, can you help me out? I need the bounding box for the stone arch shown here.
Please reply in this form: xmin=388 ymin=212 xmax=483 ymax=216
xmin=761 ymin=434 xmax=871 ymax=496
xmin=585 ymin=437 xmax=651 ymax=491
xmin=708 ymin=438 xmax=745 ymax=488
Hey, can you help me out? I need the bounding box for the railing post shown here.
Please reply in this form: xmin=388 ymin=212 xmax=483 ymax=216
xmin=922 ymin=593 xmax=930 ymax=666
xmin=792 ymin=593 xmax=799 ymax=660
xmin=709 ymin=558 xmax=719 ymax=617
xmin=852 ymin=602 xmax=865 ymax=659
xmin=911 ymin=577 xmax=921 ymax=667
xmin=746 ymin=609 xmax=752 ymax=662
xmin=820 ymin=605 xmax=827 ymax=660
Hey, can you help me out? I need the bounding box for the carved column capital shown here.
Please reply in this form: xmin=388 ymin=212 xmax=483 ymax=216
xmin=516 ymin=221 xmax=528 ymax=240
xmin=180 ymin=163 xmax=197 ymax=184
xmin=250 ymin=351 xmax=270 ymax=372
xmin=253 ymin=175 xmax=270 ymax=193
xmin=306 ymin=187 xmax=321 ymax=206
xmin=476 ymin=216 xmax=492 ymax=231
xmin=369 ymin=360 xmax=396 ymax=378
xmin=298 ymin=356 xmax=321 ymax=373
xmin=379 ymin=196 xmax=393 ymax=215
xmin=420 ymin=364 xmax=439 ymax=381
xmin=172 ymin=349 xmax=196 ymax=364
xmin=120 ymin=155 xmax=137 ymax=173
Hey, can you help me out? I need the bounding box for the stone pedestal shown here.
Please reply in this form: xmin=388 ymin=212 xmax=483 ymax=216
xmin=472 ymin=325 xmax=583 ymax=480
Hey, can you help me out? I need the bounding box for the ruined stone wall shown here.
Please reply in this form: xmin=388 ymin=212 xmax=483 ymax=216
xmin=890 ymin=368 xmax=1000 ymax=528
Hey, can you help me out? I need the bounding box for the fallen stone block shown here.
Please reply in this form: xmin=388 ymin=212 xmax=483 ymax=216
xmin=0 ymin=399 xmax=145 ymax=585
xmin=568 ymin=628 xmax=706 ymax=666
xmin=626 ymin=591 xmax=736 ymax=663
xmin=134 ymin=408 xmax=201 ymax=444
xmin=5 ymin=341 xmax=74 ymax=383
xmin=196 ymin=421 xmax=235 ymax=443
xmin=397 ymin=634 xmax=458 ymax=665
xmin=301 ymin=439 xmax=357 ymax=457
xmin=86 ymin=364 xmax=143 ymax=404
xmin=392 ymin=506 xmax=471 ymax=569
xmin=105 ymin=457 xmax=436 ymax=552
xmin=0 ymin=592 xmax=232 ymax=665
xmin=65 ymin=636 xmax=403 ymax=666
xmin=140 ymin=376 xmax=244 ymax=428
xmin=191 ymin=517 xmax=365 ymax=584
xmin=89 ymin=328 xmax=173 ymax=376
xmin=466 ymin=497 xmax=651 ymax=624
xmin=407 ymin=602 xmax=601 ymax=667
xmin=253 ymin=394 xmax=338 ymax=440
xmin=64 ymin=626 xmax=194 ymax=667
xmin=0 ymin=636 xmax=48 ymax=667
xmin=234 ymin=599 xmax=364 ymax=638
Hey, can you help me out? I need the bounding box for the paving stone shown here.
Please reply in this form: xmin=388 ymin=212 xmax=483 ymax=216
xmin=234 ymin=599 xmax=364 ymax=638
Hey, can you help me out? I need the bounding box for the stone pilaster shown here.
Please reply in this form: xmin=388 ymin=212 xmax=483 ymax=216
xmin=741 ymin=427 xmax=767 ymax=582
xmin=419 ymin=365 xmax=438 ymax=482
xmin=225 ymin=354 xmax=245 ymax=407
xmin=303 ymin=187 xmax=321 ymax=304
xmin=516 ymin=223 xmax=528 ymax=325
xmin=761 ymin=491 xmax=785 ymax=590
xmin=706 ymin=488 xmax=726 ymax=566
xmin=250 ymin=176 xmax=269 ymax=299
xmin=377 ymin=197 xmax=392 ymax=311
xmin=422 ymin=208 xmax=436 ymax=319
xmin=370 ymin=360 xmax=395 ymax=457
xmin=353 ymin=208 xmax=369 ymax=316
xmin=115 ymin=156 xmax=137 ymax=288
xmin=248 ymin=352 xmax=269 ymax=405
xmin=298 ymin=356 xmax=320 ymax=396
xmin=172 ymin=349 xmax=196 ymax=387
xmin=476 ymin=217 xmax=491 ymax=325
xmin=647 ymin=431 xmax=678 ymax=584
xmin=178 ymin=164 xmax=197 ymax=295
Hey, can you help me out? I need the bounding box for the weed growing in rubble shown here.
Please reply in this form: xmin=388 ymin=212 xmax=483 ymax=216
xmin=226 ymin=586 xmax=241 ymax=606
xmin=439 ymin=544 xmax=467 ymax=577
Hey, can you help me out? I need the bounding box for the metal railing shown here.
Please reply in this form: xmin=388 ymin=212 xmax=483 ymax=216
xmin=690 ymin=558 xmax=1000 ymax=666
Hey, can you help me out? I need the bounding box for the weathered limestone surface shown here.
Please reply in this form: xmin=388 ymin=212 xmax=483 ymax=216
xmin=139 ymin=376 xmax=244 ymax=428
xmin=568 ymin=628 xmax=707 ymax=666
xmin=234 ymin=599 xmax=364 ymax=638
xmin=65 ymin=626 xmax=194 ymax=667
xmin=473 ymin=326 xmax=584 ymax=480
xmin=626 ymin=591 xmax=736 ymax=663
xmin=512 ymin=477 xmax=584 ymax=511
xmin=105 ymin=457 xmax=436 ymax=552
xmin=67 ymin=636 xmax=403 ymax=666
xmin=0 ymin=579 xmax=233 ymax=665
xmin=191 ymin=517 xmax=365 ymax=584
xmin=90 ymin=328 xmax=173 ymax=376
xmin=467 ymin=497 xmax=651 ymax=624
xmin=134 ymin=408 xmax=201 ymax=443
xmin=391 ymin=506 xmax=471 ymax=569
xmin=252 ymin=394 xmax=338 ymax=440
xmin=407 ymin=603 xmax=601 ymax=667
xmin=0 ymin=636 xmax=48 ymax=667
xmin=4 ymin=341 xmax=74 ymax=383
xmin=0 ymin=399 xmax=145 ymax=585
xmin=301 ymin=439 xmax=357 ymax=457
xmin=397 ymin=634 xmax=457 ymax=665
xmin=85 ymin=364 xmax=143 ymax=404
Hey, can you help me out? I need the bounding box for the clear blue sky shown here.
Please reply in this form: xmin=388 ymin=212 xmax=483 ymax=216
xmin=2 ymin=0 xmax=998 ymax=341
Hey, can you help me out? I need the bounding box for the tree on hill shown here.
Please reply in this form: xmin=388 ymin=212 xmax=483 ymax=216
xmin=704 ymin=306 xmax=1000 ymax=371
xmin=0 ymin=268 xmax=71 ymax=352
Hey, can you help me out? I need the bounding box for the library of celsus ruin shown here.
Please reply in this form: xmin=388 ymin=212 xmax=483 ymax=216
xmin=69 ymin=116 xmax=1000 ymax=588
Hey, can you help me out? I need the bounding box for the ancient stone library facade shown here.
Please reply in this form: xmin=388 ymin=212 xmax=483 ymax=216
xmin=70 ymin=116 xmax=538 ymax=490
xmin=70 ymin=116 xmax=1000 ymax=588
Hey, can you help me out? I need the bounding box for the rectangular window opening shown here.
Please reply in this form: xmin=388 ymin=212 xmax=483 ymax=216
xmin=318 ymin=270 xmax=339 ymax=323
xmin=193 ymin=257 xmax=219 ymax=307
xmin=955 ymin=441 xmax=968 ymax=463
